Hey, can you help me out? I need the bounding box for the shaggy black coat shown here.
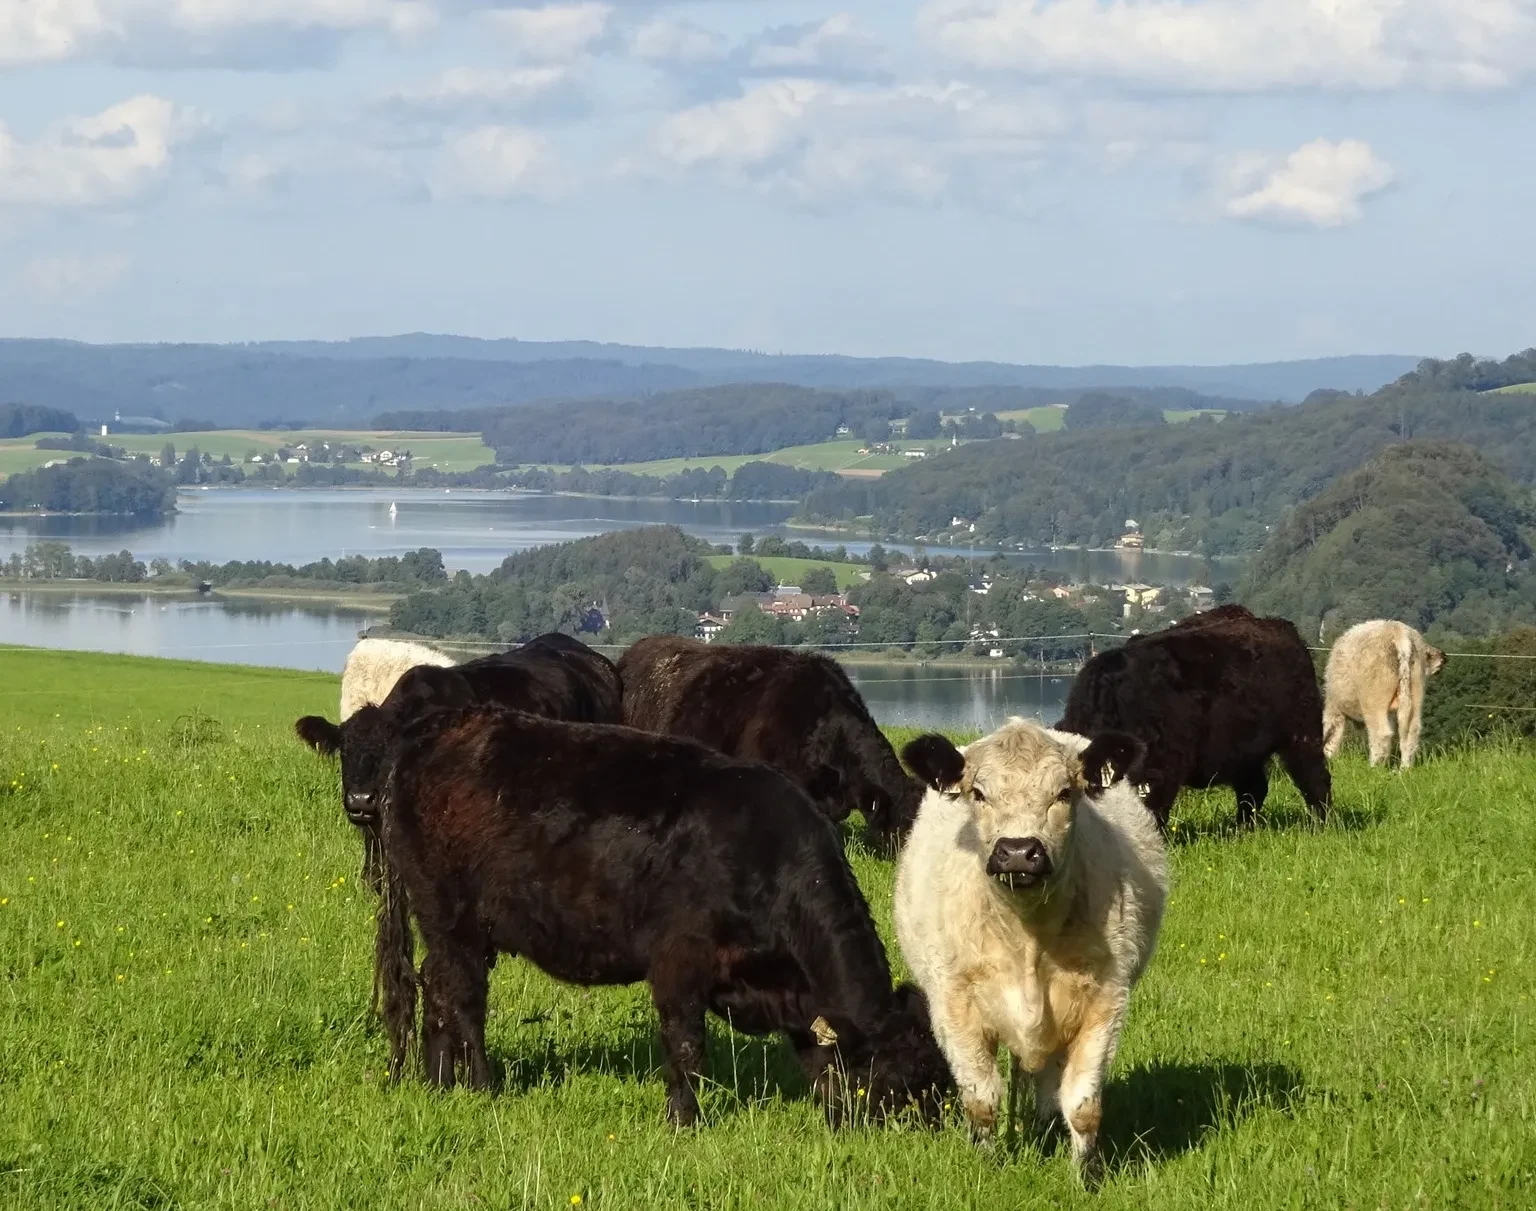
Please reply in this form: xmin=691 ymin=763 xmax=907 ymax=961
xmin=295 ymin=633 xmax=623 ymax=882
xmin=1059 ymin=607 xmax=1332 ymax=828
xmin=372 ymin=706 xmax=952 ymax=1127
xmin=617 ymin=636 xmax=924 ymax=851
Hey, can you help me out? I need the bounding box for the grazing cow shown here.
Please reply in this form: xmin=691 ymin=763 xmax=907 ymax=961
xmin=1059 ymin=607 xmax=1332 ymax=828
xmin=894 ymin=719 xmax=1168 ymax=1187
xmin=618 ymin=635 xmax=924 ymax=850
xmin=340 ymin=637 xmax=456 ymax=720
xmin=295 ymin=633 xmax=623 ymax=884
xmin=1323 ymin=620 xmax=1446 ymax=769
xmin=371 ymin=705 xmax=953 ymax=1127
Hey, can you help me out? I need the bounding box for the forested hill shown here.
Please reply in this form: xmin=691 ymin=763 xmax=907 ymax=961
xmin=0 ymin=338 xmax=1417 ymax=428
xmin=800 ymin=349 xmax=1536 ymax=556
xmin=1239 ymin=442 xmax=1536 ymax=639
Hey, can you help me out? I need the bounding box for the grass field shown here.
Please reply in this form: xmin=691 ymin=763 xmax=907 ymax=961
xmin=1 ymin=646 xmax=1531 ymax=1208
xmin=995 ymin=407 xmax=1225 ymax=433
xmin=704 ymin=554 xmax=867 ymax=590
xmin=0 ymin=430 xmax=497 ymax=481
xmin=521 ymin=438 xmax=960 ymax=480
xmin=1490 ymin=383 xmax=1536 ymax=395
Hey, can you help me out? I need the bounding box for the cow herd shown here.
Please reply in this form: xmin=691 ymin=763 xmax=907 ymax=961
xmin=293 ymin=606 xmax=1444 ymax=1188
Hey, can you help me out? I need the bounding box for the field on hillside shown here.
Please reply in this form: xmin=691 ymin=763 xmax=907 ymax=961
xmin=0 ymin=430 xmax=496 ymax=480
xmin=1 ymin=647 xmax=1531 ymax=1209
xmin=704 ymin=554 xmax=866 ymax=590
xmin=521 ymin=438 xmax=961 ymax=479
xmin=1490 ymin=383 xmax=1536 ymax=395
xmin=995 ymin=407 xmax=1225 ymax=433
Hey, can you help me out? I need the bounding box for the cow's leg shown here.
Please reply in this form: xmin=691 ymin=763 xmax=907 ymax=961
xmin=1397 ymin=699 xmax=1423 ymax=770
xmin=1279 ymin=742 xmax=1332 ymax=823
xmin=1231 ymin=762 xmax=1269 ymax=828
xmin=419 ymin=936 xmax=491 ymax=1090
xmin=1058 ymin=1006 xmax=1126 ymax=1190
xmin=1363 ymin=704 xmax=1394 ymax=767
xmin=649 ymin=946 xmax=711 ymax=1127
xmin=1321 ymin=703 xmax=1347 ymax=759
xmin=929 ymin=995 xmax=1003 ymax=1143
xmin=1141 ymin=779 xmax=1179 ymax=832
xmin=1030 ymin=1051 xmax=1065 ymax=1142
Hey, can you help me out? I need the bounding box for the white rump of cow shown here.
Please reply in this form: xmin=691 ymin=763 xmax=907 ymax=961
xmin=1323 ymin=620 xmax=1445 ymax=769
xmin=338 ymin=638 xmax=457 ymax=720
xmin=894 ymin=717 xmax=1169 ymax=1188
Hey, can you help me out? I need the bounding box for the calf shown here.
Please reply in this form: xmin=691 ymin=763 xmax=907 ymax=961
xmin=339 ymin=637 xmax=456 ymax=720
xmin=1323 ymin=619 xmax=1445 ymax=769
xmin=296 ymin=633 xmax=623 ymax=884
xmin=618 ymin=635 xmax=924 ymax=850
xmin=1059 ymin=606 xmax=1332 ymax=828
xmin=371 ymin=705 xmax=953 ymax=1127
xmin=895 ymin=719 xmax=1168 ymax=1187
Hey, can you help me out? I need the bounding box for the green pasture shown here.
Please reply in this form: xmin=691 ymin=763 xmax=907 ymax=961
xmin=994 ymin=407 xmax=1225 ymax=433
xmin=0 ymin=430 xmax=497 ymax=481
xmin=519 ymin=438 xmax=960 ymax=480
xmin=703 ymin=555 xmax=867 ymax=590
xmin=1490 ymin=383 xmax=1536 ymax=395
xmin=0 ymin=646 xmax=1530 ymax=1208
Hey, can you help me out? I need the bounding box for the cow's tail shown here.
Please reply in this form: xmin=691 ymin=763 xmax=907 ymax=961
xmin=372 ymin=763 xmax=417 ymax=1081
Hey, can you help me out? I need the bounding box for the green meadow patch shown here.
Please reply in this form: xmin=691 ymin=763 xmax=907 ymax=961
xmin=0 ymin=648 xmax=1531 ymax=1208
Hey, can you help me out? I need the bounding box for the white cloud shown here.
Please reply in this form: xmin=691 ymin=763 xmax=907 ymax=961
xmin=627 ymin=16 xmax=726 ymax=66
xmin=743 ymin=13 xmax=885 ymax=77
xmin=383 ymin=64 xmax=581 ymax=119
xmin=0 ymin=0 xmax=440 ymax=67
xmin=433 ymin=124 xmax=557 ymax=199
xmin=485 ymin=2 xmax=611 ymax=62
xmin=920 ymin=0 xmax=1536 ymax=91
xmin=16 ymin=252 xmax=133 ymax=299
xmin=652 ymin=78 xmax=1065 ymax=203
xmin=1219 ymin=138 xmax=1394 ymax=227
xmin=0 ymin=95 xmax=203 ymax=208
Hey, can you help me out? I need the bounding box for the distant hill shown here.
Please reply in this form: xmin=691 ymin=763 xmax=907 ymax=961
xmin=0 ymin=337 xmax=1422 ymax=430
xmin=1239 ymin=442 xmax=1536 ymax=640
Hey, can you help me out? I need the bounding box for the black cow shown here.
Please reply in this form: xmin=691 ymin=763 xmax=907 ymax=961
xmin=1059 ymin=606 xmax=1332 ymax=829
xmin=371 ymin=704 xmax=953 ymax=1126
xmin=617 ymin=636 xmax=923 ymax=851
xmin=295 ymin=633 xmax=623 ymax=884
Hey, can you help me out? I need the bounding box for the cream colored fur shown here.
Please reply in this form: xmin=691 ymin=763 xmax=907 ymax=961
xmin=1323 ymin=620 xmax=1445 ymax=769
xmin=338 ymin=638 xmax=457 ymax=720
xmin=894 ymin=718 xmax=1168 ymax=1187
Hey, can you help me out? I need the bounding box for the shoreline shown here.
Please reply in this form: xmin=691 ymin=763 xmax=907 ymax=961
xmin=0 ymin=580 xmax=398 ymax=612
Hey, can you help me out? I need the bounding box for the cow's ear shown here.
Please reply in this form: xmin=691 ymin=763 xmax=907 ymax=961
xmin=902 ymin=733 xmax=965 ymax=792
xmin=295 ymin=715 xmax=342 ymax=756
xmin=1079 ymin=731 xmax=1143 ymax=794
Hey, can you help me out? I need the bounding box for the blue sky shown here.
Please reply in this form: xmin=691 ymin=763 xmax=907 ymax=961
xmin=1 ymin=0 xmax=1533 ymax=364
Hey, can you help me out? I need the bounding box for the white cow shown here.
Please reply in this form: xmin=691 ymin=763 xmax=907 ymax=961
xmin=894 ymin=718 xmax=1168 ymax=1187
xmin=1323 ymin=620 xmax=1445 ymax=769
xmin=338 ymin=638 xmax=457 ymax=720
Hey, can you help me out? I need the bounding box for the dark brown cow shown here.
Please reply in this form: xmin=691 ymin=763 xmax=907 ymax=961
xmin=618 ymin=636 xmax=923 ymax=850
xmin=371 ymin=705 xmax=952 ymax=1126
xmin=1059 ymin=606 xmax=1331 ymax=828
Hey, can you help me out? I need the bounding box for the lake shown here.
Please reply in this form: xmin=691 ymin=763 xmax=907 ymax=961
xmin=0 ymin=488 xmax=1233 ymax=584
xmin=1 ymin=591 xmax=1071 ymax=730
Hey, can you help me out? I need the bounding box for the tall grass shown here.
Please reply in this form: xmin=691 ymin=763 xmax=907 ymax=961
xmin=0 ymin=649 xmax=1531 ymax=1208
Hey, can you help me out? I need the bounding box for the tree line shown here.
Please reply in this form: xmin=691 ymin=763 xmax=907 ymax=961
xmin=0 ymin=459 xmax=175 ymax=517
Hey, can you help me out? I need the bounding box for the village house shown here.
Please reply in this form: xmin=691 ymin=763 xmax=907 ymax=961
xmin=694 ymin=613 xmax=729 ymax=642
xmin=1187 ymin=584 xmax=1216 ymax=610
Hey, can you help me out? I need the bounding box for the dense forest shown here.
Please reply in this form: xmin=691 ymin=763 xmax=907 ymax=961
xmin=1239 ymin=442 xmax=1536 ymax=640
xmin=501 ymin=461 xmax=839 ymax=501
xmin=1 ymin=403 xmax=79 ymax=437
xmin=0 ymin=458 xmax=175 ymax=516
xmin=800 ymin=349 xmax=1536 ymax=556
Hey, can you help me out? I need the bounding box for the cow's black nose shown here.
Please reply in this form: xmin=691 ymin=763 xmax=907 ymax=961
xmin=987 ymin=836 xmax=1052 ymax=879
xmin=345 ymin=790 xmax=375 ymax=822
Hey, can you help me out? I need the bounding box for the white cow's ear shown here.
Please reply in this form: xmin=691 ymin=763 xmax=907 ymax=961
xmin=902 ymin=733 xmax=965 ymax=793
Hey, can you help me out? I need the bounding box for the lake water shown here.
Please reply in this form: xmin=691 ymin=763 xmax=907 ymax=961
xmin=0 ymin=489 xmax=1229 ymax=728
xmin=0 ymin=488 xmax=1233 ymax=584
xmin=1 ymin=592 xmax=1071 ymax=729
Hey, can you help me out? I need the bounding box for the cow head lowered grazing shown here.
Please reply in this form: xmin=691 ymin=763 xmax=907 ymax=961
xmin=370 ymin=705 xmax=952 ymax=1127
xmin=894 ymin=719 xmax=1168 ymax=1188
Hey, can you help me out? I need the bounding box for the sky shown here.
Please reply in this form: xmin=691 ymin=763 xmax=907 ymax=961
xmin=1 ymin=0 xmax=1533 ymax=365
